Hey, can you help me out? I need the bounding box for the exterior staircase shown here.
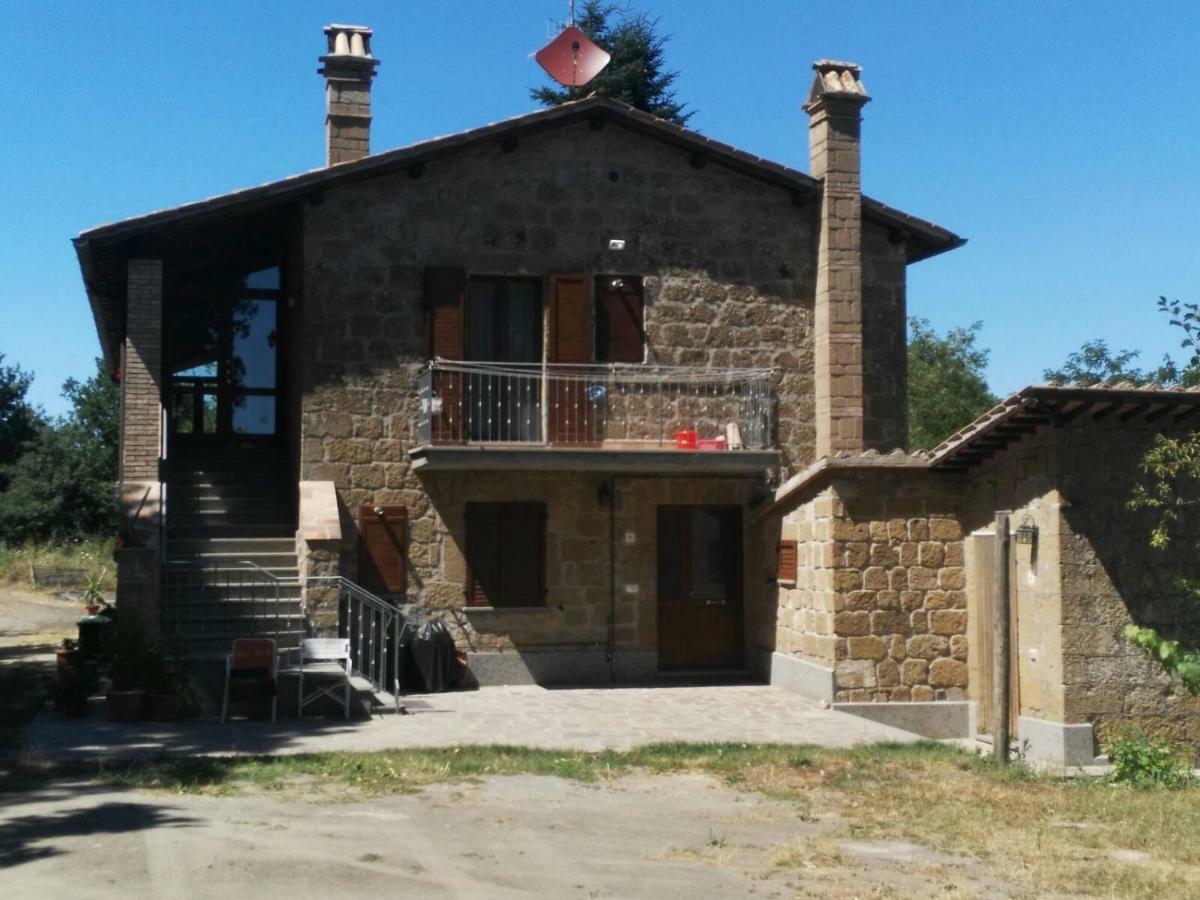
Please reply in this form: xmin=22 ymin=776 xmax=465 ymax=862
xmin=161 ymin=446 xmax=304 ymax=659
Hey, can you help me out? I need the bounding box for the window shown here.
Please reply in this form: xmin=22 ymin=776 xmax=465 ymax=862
xmin=595 ymin=275 xmax=645 ymax=363
xmin=777 ymin=539 xmax=798 ymax=583
xmin=464 ymin=502 xmax=546 ymax=607
xmin=466 ymin=276 xmax=542 ymax=363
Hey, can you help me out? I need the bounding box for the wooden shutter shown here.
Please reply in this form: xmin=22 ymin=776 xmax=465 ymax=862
xmin=465 ymin=503 xmax=501 ymax=606
xmin=426 ymin=267 xmax=465 ymax=359
xmin=499 ymin=503 xmax=546 ymax=606
xmin=358 ymin=505 xmax=408 ymax=594
xmin=595 ymin=275 xmax=645 ymax=363
xmin=777 ymin=539 xmax=798 ymax=583
xmin=549 ymin=274 xmax=591 ymax=363
xmin=548 ymin=274 xmax=592 ymax=445
xmin=464 ymin=502 xmax=545 ymax=608
xmin=426 ymin=268 xmax=465 ymax=443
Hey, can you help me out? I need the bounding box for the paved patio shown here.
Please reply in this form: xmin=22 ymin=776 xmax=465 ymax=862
xmin=22 ymin=685 xmax=922 ymax=762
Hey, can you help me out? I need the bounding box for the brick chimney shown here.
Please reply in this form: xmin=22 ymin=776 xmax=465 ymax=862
xmin=805 ymin=60 xmax=869 ymax=458
xmin=318 ymin=24 xmax=380 ymax=165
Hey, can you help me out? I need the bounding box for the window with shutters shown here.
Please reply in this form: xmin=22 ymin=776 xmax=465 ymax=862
xmin=777 ymin=539 xmax=798 ymax=584
xmin=594 ymin=275 xmax=645 ymax=363
xmin=464 ymin=502 xmax=546 ymax=608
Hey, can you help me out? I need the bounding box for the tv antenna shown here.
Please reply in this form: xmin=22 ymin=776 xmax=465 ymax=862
xmin=536 ymin=0 xmax=611 ymax=88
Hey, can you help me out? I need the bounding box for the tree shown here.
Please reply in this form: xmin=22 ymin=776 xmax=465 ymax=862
xmin=0 ymin=358 xmax=118 ymax=542
xmin=0 ymin=354 xmax=42 ymax=488
xmin=1044 ymin=297 xmax=1200 ymax=387
xmin=907 ymin=318 xmax=998 ymax=450
xmin=1118 ymin=298 xmax=1200 ymax=692
xmin=531 ymin=1 xmax=692 ymax=126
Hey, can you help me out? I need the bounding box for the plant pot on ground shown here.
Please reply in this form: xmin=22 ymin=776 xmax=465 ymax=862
xmin=105 ymin=614 xmax=155 ymax=723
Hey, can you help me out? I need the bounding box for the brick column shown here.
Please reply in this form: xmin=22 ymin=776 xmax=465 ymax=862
xmin=121 ymin=259 xmax=163 ymax=481
xmin=805 ymin=61 xmax=870 ymax=458
xmin=118 ymin=258 xmax=164 ymax=636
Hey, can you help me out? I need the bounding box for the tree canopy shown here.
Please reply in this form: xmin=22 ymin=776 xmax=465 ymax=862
xmin=1044 ymin=297 xmax=1200 ymax=387
xmin=0 ymin=358 xmax=118 ymax=543
xmin=906 ymin=318 xmax=998 ymax=450
xmin=0 ymin=354 xmax=42 ymax=489
xmin=530 ymin=1 xmax=692 ymax=126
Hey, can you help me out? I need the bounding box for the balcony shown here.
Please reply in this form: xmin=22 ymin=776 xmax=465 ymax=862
xmin=410 ymin=361 xmax=779 ymax=475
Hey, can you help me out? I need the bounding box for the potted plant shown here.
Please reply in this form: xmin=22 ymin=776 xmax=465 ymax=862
xmin=81 ymin=569 xmax=108 ymax=617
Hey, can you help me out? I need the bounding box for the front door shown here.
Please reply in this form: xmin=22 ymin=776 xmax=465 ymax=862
xmin=657 ymin=505 xmax=743 ymax=670
xmin=167 ymin=266 xmax=282 ymax=447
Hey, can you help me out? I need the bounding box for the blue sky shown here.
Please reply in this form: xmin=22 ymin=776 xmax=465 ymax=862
xmin=3 ymin=0 xmax=1198 ymax=415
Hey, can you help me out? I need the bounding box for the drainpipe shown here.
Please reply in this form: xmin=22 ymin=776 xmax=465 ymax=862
xmin=605 ymin=476 xmax=617 ymax=682
xmin=993 ymin=510 xmax=1012 ymax=764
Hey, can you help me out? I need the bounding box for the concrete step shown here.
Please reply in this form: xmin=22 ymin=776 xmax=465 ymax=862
xmin=162 ymin=584 xmax=304 ymax=602
xmin=167 ymin=536 xmax=297 ymax=556
xmin=167 ymin=523 xmax=296 ymax=539
xmin=169 ymin=499 xmax=293 ymax=517
xmin=167 ymin=551 xmax=300 ymax=569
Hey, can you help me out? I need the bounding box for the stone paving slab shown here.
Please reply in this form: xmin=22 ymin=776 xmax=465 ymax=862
xmin=22 ymin=685 xmax=922 ymax=762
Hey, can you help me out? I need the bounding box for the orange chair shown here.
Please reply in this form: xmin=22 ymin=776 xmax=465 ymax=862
xmin=222 ymin=638 xmax=278 ymax=723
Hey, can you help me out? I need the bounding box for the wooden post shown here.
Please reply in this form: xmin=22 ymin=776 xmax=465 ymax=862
xmin=992 ymin=510 xmax=1012 ymax=764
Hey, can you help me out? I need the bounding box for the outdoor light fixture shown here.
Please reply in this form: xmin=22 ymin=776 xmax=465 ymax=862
xmin=1015 ymin=516 xmax=1038 ymax=546
xmin=610 ymin=277 xmax=624 ymax=289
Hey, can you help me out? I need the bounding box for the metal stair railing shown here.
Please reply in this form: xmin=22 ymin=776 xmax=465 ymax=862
xmin=302 ymin=575 xmax=407 ymax=714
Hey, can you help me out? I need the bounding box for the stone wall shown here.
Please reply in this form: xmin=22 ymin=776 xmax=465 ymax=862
xmin=776 ymin=470 xmax=967 ymax=702
xmin=1055 ymin=419 xmax=1200 ymax=756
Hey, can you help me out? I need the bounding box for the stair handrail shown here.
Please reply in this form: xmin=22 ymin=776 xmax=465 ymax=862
xmin=304 ymin=575 xmax=405 ymax=713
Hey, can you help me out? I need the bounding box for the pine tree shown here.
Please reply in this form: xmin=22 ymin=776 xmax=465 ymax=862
xmin=531 ymin=2 xmax=692 ymax=126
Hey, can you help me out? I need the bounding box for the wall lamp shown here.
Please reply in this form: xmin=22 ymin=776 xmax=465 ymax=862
xmin=1015 ymin=516 xmax=1038 ymax=547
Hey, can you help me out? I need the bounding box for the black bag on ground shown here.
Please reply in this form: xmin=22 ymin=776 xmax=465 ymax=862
xmin=410 ymin=620 xmax=459 ymax=692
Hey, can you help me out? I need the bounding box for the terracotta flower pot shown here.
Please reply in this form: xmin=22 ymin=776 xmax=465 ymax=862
xmin=106 ymin=689 xmax=146 ymax=722
xmin=146 ymin=692 xmax=180 ymax=721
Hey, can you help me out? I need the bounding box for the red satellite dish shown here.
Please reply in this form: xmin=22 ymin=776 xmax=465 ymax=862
xmin=535 ymin=25 xmax=610 ymax=87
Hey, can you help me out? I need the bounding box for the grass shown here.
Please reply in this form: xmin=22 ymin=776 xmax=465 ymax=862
xmin=10 ymin=740 xmax=1188 ymax=897
xmin=0 ymin=538 xmax=116 ymax=591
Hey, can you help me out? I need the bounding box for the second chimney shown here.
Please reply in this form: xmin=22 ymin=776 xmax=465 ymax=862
xmin=319 ymin=24 xmax=380 ymax=166
xmin=805 ymin=60 xmax=870 ymax=458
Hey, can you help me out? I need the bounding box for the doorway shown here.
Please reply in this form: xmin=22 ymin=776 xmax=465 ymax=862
xmin=656 ymin=505 xmax=744 ymax=670
xmin=166 ymin=266 xmax=282 ymax=448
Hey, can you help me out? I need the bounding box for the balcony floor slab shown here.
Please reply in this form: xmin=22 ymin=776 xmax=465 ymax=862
xmin=409 ymin=445 xmax=779 ymax=475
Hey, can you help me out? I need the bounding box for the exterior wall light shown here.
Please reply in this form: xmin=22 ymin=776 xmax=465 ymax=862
xmin=1015 ymin=516 xmax=1038 ymax=546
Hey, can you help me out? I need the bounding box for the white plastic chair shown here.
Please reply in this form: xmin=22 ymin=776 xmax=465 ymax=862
xmin=286 ymin=638 xmax=352 ymax=719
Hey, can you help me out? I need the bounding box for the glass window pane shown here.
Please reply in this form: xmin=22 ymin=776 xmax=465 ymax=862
xmin=506 ymin=281 xmax=540 ymax=363
xmin=201 ymin=394 xmax=218 ymax=433
xmin=467 ymin=280 xmax=497 ymax=361
xmin=232 ymin=395 xmax=275 ymax=435
xmin=173 ymin=361 xmax=218 ymax=379
xmin=231 ymin=299 xmax=277 ymax=389
xmin=244 ymin=267 xmax=280 ymax=290
xmin=173 ymin=391 xmax=195 ymax=434
xmin=688 ymin=508 xmax=734 ymax=604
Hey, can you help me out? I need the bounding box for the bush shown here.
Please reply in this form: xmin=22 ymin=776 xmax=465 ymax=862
xmin=1107 ymin=731 xmax=1193 ymax=788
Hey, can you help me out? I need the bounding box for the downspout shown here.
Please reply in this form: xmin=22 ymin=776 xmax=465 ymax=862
xmin=606 ymin=476 xmax=617 ymax=683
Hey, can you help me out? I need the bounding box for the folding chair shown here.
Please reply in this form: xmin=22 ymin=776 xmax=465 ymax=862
xmin=285 ymin=638 xmax=352 ymax=719
xmin=222 ymin=638 xmax=278 ymax=723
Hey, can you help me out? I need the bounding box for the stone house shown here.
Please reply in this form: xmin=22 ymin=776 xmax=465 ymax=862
xmin=75 ymin=26 xmax=1198 ymax=764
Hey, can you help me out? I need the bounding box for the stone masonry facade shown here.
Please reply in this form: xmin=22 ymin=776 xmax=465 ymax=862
xmin=778 ymin=471 xmax=967 ymax=702
xmin=296 ymin=119 xmax=908 ymax=654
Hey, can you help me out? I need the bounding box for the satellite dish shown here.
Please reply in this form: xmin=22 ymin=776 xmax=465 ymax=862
xmin=535 ymin=24 xmax=611 ymax=88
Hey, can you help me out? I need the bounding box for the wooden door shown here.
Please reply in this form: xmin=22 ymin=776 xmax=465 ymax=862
xmin=547 ymin=273 xmax=594 ymax=445
xmin=969 ymin=532 xmax=1019 ymax=737
xmin=358 ymin=505 xmax=408 ymax=596
xmin=657 ymin=505 xmax=743 ymax=670
xmin=426 ymin=268 xmax=465 ymax=443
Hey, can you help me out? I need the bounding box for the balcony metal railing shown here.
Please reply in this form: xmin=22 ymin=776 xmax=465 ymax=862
xmin=417 ymin=361 xmax=776 ymax=450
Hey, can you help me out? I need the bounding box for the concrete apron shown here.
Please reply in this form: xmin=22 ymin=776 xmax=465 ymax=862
xmin=22 ymin=684 xmax=926 ymax=763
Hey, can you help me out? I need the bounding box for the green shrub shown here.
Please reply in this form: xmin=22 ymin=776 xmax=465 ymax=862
xmin=1107 ymin=731 xmax=1193 ymax=788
